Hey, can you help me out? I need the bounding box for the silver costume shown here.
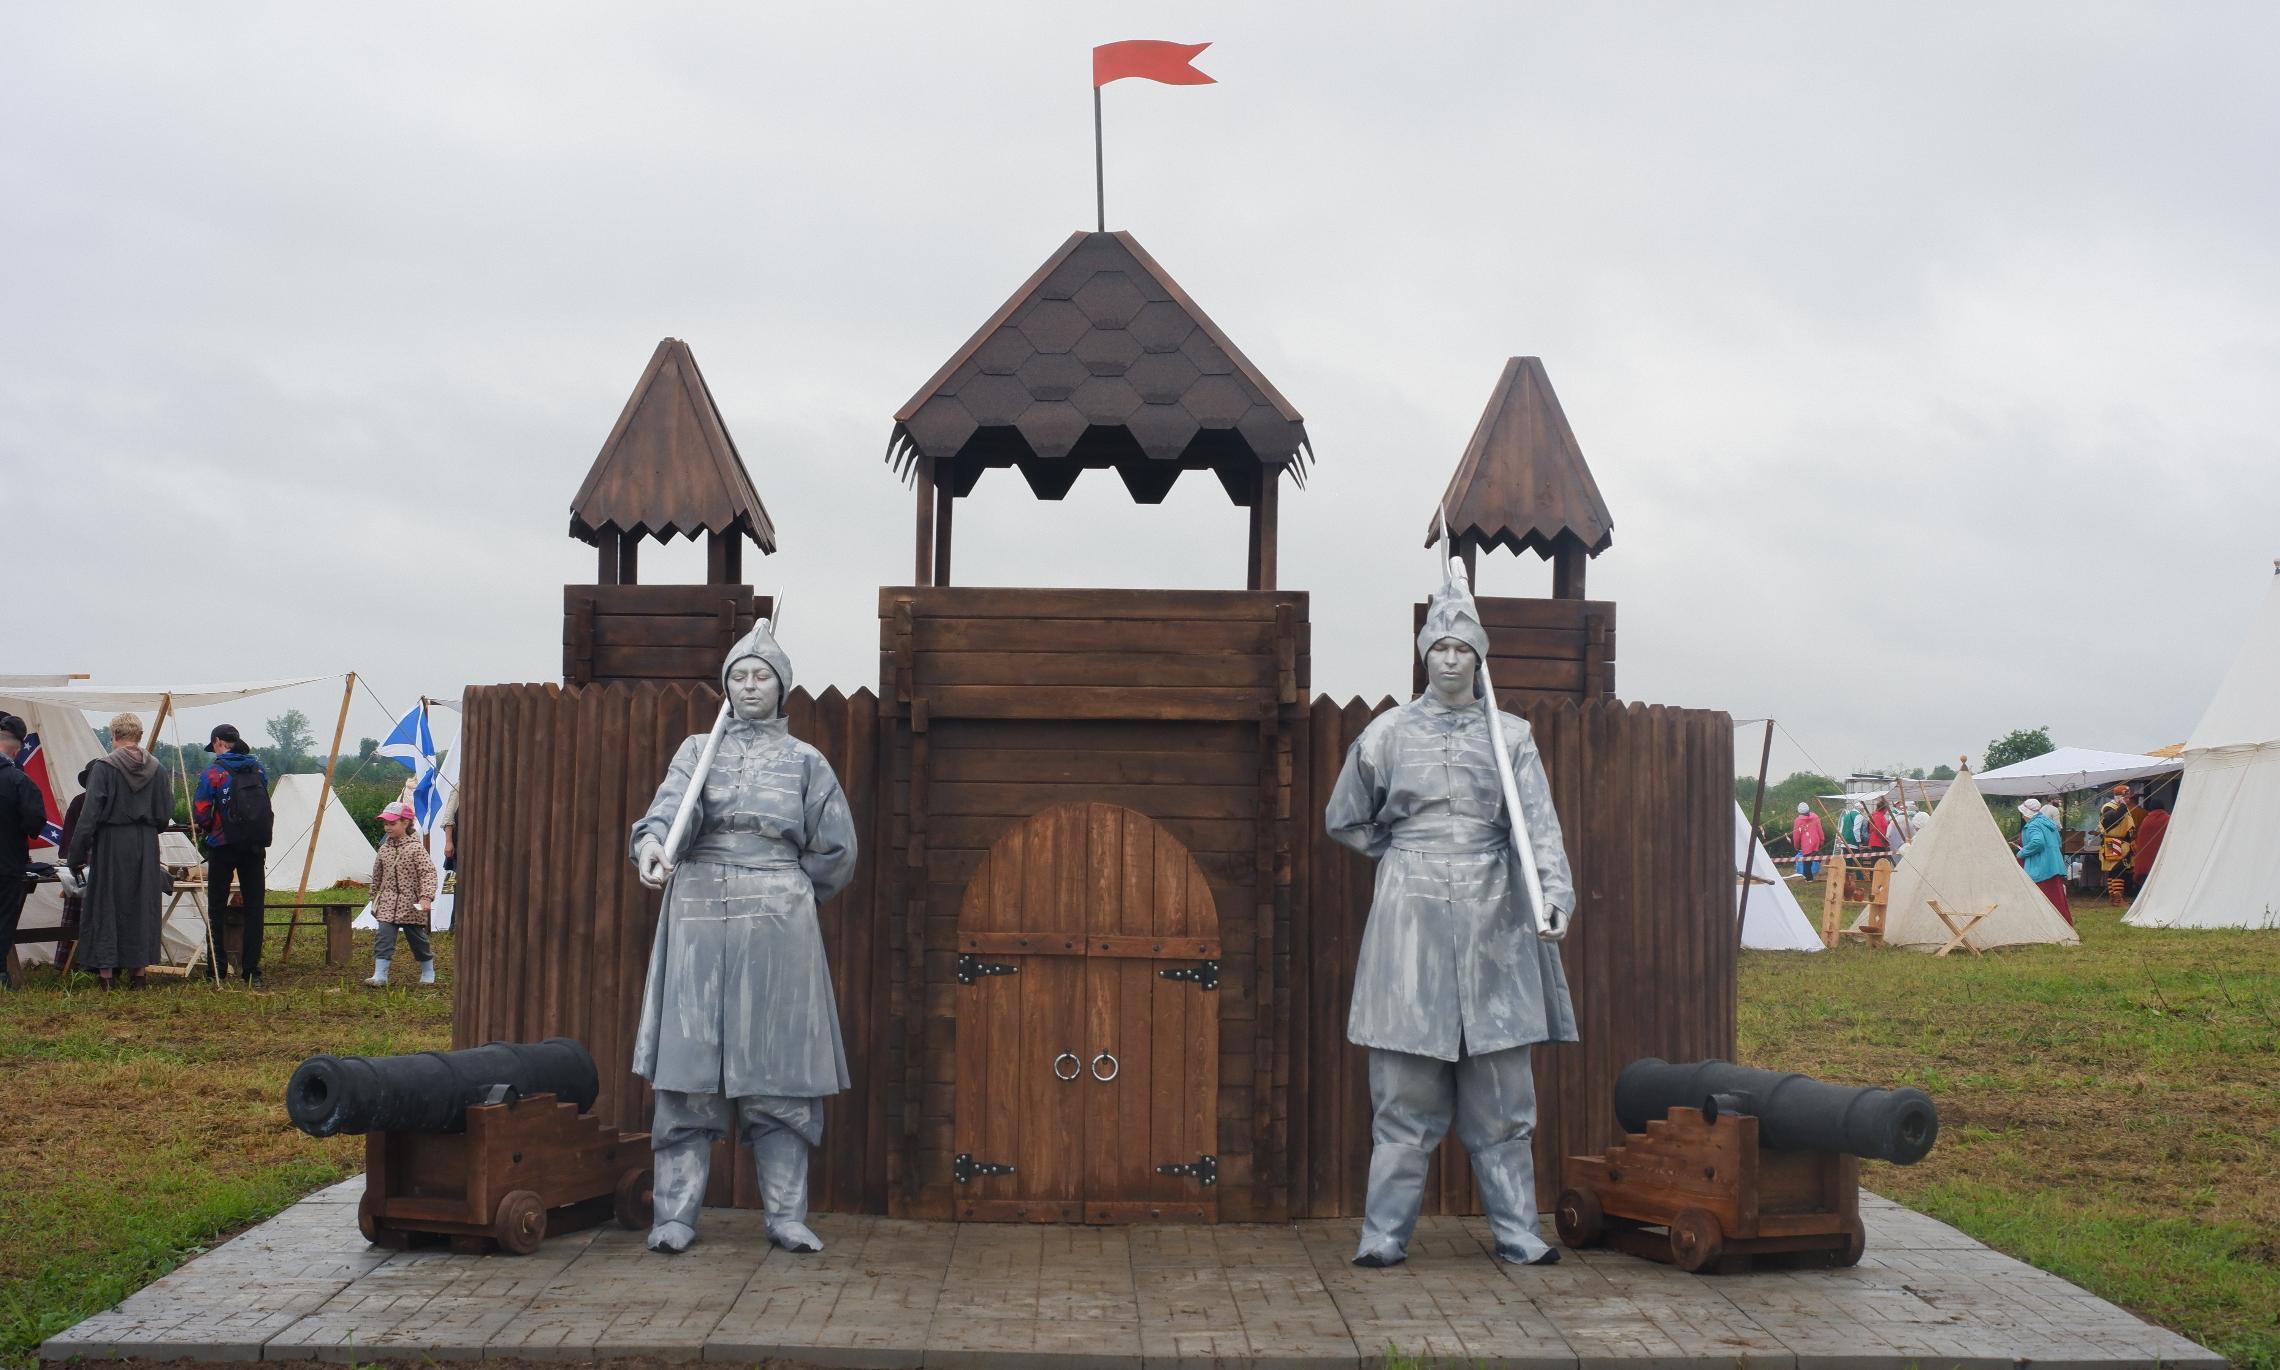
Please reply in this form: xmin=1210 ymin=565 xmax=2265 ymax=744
xmin=1324 ymin=582 xmax=1577 ymax=1266
xmin=630 ymin=622 xmax=858 ymax=1254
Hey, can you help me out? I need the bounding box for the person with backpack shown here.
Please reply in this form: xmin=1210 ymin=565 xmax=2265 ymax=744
xmin=193 ymin=723 xmax=272 ymax=983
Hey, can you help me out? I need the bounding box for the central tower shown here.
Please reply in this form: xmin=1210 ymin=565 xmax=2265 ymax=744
xmin=880 ymin=229 xmax=1311 ymax=1221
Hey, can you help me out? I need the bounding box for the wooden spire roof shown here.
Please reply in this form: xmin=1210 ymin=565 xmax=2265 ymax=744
xmin=1426 ymin=356 xmax=1612 ymax=557
xmin=889 ymin=231 xmax=1309 ymax=506
xmin=569 ymin=338 xmax=776 ymax=550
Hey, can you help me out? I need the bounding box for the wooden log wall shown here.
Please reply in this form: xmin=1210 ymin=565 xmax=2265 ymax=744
xmin=454 ymin=681 xmax=892 ymax=1215
xmin=1288 ymin=694 xmax=1734 ymax=1216
xmin=563 ymin=586 xmax=765 ymax=686
xmin=1411 ymin=595 xmax=1616 ymax=701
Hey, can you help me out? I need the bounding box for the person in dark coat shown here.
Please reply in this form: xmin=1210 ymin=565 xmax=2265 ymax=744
xmin=0 ymin=714 xmax=50 ymax=990
xmin=66 ymin=713 xmax=172 ymax=989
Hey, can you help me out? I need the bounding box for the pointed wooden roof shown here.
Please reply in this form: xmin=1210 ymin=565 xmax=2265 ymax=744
xmin=569 ymin=338 xmax=776 ymax=549
xmin=1425 ymin=356 xmax=1612 ymax=557
xmin=888 ymin=231 xmax=1309 ymax=505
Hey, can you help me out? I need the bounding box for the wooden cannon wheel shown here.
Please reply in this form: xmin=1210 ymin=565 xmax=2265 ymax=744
xmin=493 ymin=1189 xmax=548 ymax=1256
xmin=1554 ymin=1187 xmax=1604 ymax=1249
xmin=1668 ymin=1207 xmax=1723 ymax=1273
xmin=614 ymin=1166 xmax=654 ymax=1230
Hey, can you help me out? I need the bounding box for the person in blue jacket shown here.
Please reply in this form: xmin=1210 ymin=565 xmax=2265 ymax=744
xmin=2015 ymin=798 xmax=2071 ymax=926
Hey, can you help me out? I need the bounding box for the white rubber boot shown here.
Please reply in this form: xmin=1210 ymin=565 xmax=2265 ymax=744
xmin=362 ymin=957 xmax=390 ymax=988
xmin=417 ymin=958 xmax=437 ymax=985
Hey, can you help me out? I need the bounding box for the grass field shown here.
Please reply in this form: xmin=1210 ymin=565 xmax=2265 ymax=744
xmin=0 ymin=895 xmax=452 ymax=1367
xmin=3 ymin=886 xmax=2274 ymax=1369
xmin=1744 ymin=882 xmax=2279 ymax=1369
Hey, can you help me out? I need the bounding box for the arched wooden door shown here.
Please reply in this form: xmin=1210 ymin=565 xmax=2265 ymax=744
xmin=952 ymin=803 xmax=1220 ymax=1223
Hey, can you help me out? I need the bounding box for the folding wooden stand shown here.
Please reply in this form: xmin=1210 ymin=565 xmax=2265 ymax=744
xmin=1555 ymin=1107 xmax=1864 ymax=1274
xmin=1930 ymin=902 xmax=1991 ymax=958
xmin=1841 ymin=860 xmax=1893 ymax=947
xmin=357 ymin=1091 xmax=653 ymax=1255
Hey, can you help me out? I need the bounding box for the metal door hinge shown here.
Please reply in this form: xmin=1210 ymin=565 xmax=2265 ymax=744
xmin=953 ymin=1153 xmax=1016 ymax=1184
xmin=1156 ymin=1154 xmax=1217 ymax=1187
xmin=1158 ymin=960 xmax=1219 ymax=991
xmin=957 ymin=954 xmax=1019 ymax=984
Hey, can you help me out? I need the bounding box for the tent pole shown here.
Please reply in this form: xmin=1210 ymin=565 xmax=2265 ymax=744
xmin=1736 ymin=719 xmax=1774 ymax=951
xmin=164 ymin=697 xmax=224 ymax=988
xmin=284 ymin=672 xmax=356 ymax=965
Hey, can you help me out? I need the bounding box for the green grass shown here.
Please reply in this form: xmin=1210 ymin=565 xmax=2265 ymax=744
xmin=1743 ymin=882 xmax=2279 ymax=1368
xmin=0 ymin=917 xmax=453 ymax=1367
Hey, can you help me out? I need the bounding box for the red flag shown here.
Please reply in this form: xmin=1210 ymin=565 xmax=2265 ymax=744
xmin=1092 ymin=40 xmax=1214 ymax=89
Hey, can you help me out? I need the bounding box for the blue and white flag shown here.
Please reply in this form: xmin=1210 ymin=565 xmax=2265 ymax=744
xmin=378 ymin=702 xmax=442 ymax=831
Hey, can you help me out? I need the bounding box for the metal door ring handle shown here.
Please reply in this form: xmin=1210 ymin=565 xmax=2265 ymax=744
xmin=1053 ymin=1052 xmax=1081 ymax=1081
xmin=1090 ymin=1052 xmax=1119 ymax=1082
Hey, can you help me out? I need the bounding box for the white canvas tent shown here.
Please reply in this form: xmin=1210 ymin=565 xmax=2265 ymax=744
xmin=1857 ymin=767 xmax=2079 ymax=952
xmin=1973 ymin=746 xmax=2181 ymax=798
xmin=267 ymin=774 xmax=377 ymax=890
xmin=1734 ymin=804 xmax=1822 ymax=951
xmin=2127 ymin=570 xmax=2280 ymax=930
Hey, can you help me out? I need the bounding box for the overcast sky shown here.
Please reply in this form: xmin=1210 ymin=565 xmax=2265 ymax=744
xmin=9 ymin=3 xmax=2278 ymax=780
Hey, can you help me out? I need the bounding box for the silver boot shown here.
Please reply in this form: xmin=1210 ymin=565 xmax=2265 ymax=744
xmin=753 ymin=1129 xmax=821 ymax=1253
xmin=1353 ymin=1142 xmax=1432 ymax=1267
xmin=646 ymin=1137 xmax=710 ymax=1254
xmin=1472 ymin=1136 xmax=1557 ymax=1264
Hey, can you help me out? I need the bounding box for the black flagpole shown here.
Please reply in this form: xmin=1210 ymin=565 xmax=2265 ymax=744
xmin=1094 ymin=85 xmax=1105 ymax=231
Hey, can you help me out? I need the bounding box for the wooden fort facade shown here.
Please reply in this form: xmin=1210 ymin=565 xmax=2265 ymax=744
xmin=455 ymin=241 xmax=1735 ymax=1225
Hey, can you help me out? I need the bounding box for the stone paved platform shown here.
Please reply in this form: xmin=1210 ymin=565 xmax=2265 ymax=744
xmin=42 ymin=1177 xmax=2221 ymax=1368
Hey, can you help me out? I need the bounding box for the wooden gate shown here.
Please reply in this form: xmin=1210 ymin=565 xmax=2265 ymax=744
xmin=950 ymin=803 xmax=1221 ymax=1223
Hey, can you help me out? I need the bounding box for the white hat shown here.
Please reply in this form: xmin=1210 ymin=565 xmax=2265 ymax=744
xmin=1796 ymin=802 xmax=1810 ymax=814
xmin=2017 ymin=798 xmax=2041 ymax=818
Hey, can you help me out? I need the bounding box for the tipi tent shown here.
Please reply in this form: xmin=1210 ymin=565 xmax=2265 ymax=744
xmin=1734 ymin=804 xmax=1823 ymax=951
xmin=265 ymin=774 xmax=377 ymax=890
xmin=1861 ymin=767 xmax=2079 ymax=951
xmin=2127 ymin=569 xmax=2280 ymax=930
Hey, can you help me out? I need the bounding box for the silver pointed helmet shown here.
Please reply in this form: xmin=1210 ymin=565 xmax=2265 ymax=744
xmin=720 ymin=618 xmax=793 ymax=717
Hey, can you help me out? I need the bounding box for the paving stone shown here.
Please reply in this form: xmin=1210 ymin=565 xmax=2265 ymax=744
xmin=39 ymin=1188 xmax=2229 ymax=1368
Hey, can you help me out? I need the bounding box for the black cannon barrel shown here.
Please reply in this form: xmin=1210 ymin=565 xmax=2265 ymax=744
xmin=1615 ymin=1058 xmax=1939 ymax=1165
xmin=286 ymin=1038 xmax=598 ymax=1138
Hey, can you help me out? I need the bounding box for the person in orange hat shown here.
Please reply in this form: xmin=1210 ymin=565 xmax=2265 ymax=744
xmin=2097 ymin=783 xmax=2138 ymax=904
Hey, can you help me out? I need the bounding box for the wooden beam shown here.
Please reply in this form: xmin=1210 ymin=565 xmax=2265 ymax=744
xmin=596 ymin=536 xmax=618 ymax=586
xmin=913 ymin=460 xmax=937 ymax=587
xmin=1252 ymin=466 xmax=1280 ymax=591
xmin=618 ymin=532 xmax=640 ymax=587
xmin=284 ymin=672 xmax=356 ymax=966
xmin=706 ymin=530 xmax=742 ymax=586
xmin=933 ymin=478 xmax=955 ymax=588
xmin=1552 ymin=536 xmax=1586 ymax=600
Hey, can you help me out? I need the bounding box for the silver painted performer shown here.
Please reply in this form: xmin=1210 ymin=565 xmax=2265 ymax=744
xmin=1324 ymin=570 xmax=1578 ymax=1267
xmin=630 ymin=620 xmax=858 ymax=1255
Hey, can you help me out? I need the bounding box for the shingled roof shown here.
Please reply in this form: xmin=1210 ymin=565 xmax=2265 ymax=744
xmin=1426 ymin=356 xmax=1612 ymax=557
xmin=569 ymin=338 xmax=776 ymax=550
xmin=889 ymin=231 xmax=1309 ymax=505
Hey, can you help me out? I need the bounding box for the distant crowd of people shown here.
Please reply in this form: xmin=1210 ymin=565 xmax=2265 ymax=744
xmin=1775 ymin=777 xmax=2175 ymax=934
xmin=3 ymin=709 xmax=448 ymax=991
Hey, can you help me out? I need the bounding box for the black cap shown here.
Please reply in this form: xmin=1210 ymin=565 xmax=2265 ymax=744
xmin=209 ymin=723 xmax=242 ymax=746
xmin=0 ymin=714 xmax=24 ymax=742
